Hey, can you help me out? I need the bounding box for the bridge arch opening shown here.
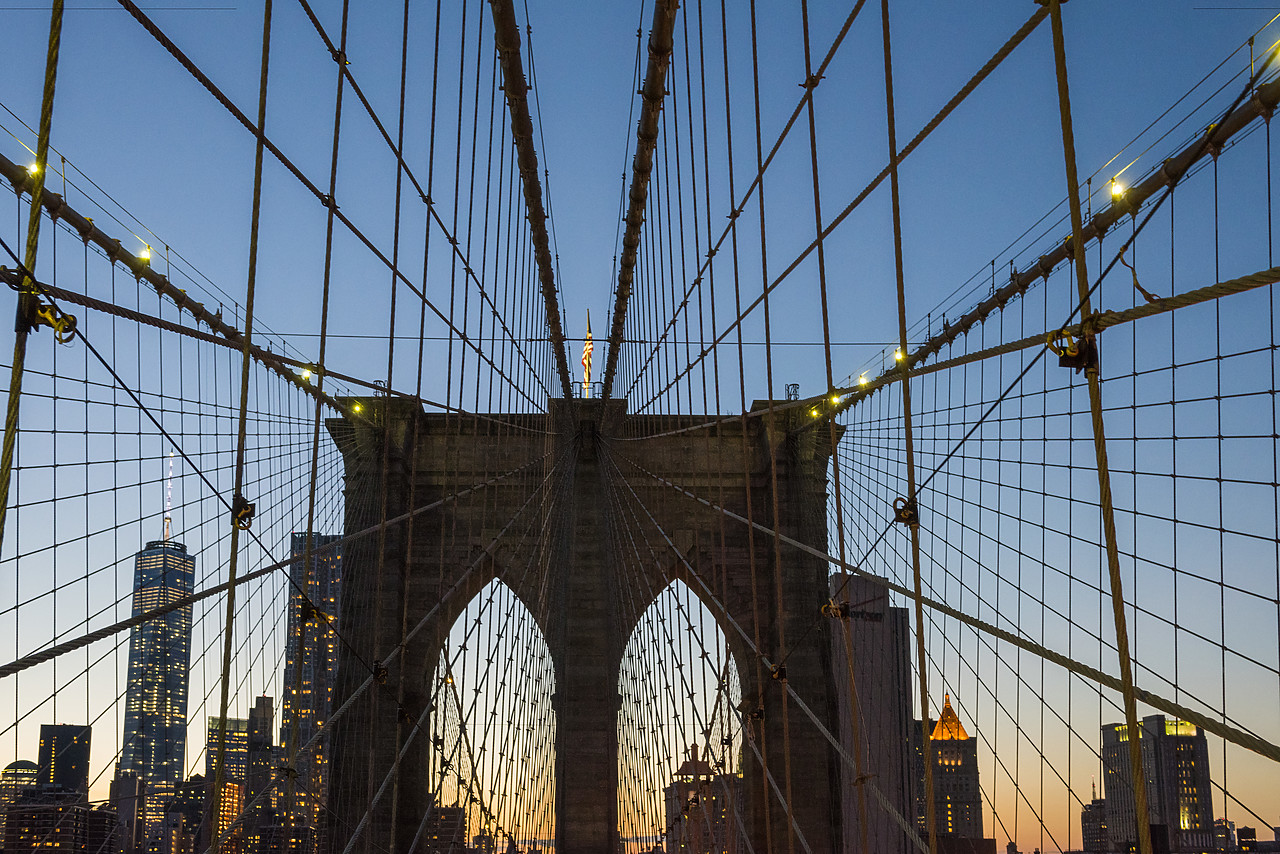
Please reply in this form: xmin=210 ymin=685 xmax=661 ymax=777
xmin=427 ymin=577 xmax=557 ymax=853
xmin=617 ymin=578 xmax=745 ymax=854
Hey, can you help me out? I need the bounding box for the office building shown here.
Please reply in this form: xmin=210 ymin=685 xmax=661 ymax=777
xmin=116 ymin=504 xmax=195 ymax=853
xmin=1 ymin=760 xmax=40 ymax=843
xmin=421 ymin=800 xmax=467 ymax=854
xmin=828 ymin=573 xmax=913 ymax=854
xmin=280 ymin=532 xmax=343 ymax=854
xmin=1080 ymin=784 xmax=1109 ymax=853
xmin=663 ymin=745 xmax=743 ymax=854
xmin=38 ymin=725 xmax=91 ymax=795
xmin=1101 ymin=716 xmax=1213 ymax=853
xmin=913 ymin=696 xmax=994 ymax=854
xmin=109 ymin=772 xmax=146 ymax=854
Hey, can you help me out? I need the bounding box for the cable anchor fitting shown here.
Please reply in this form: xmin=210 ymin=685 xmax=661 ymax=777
xmin=231 ymin=493 xmax=255 ymax=530
xmin=822 ymin=599 xmax=849 ymax=620
xmin=892 ymin=497 xmax=919 ymax=527
xmin=31 ymin=301 xmax=77 ymax=344
xmin=1046 ymin=329 xmax=1097 ymax=374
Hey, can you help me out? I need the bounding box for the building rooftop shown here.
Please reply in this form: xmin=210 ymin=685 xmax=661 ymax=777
xmin=930 ymin=694 xmax=970 ymax=741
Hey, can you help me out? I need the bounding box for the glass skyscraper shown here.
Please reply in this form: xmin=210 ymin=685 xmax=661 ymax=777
xmin=280 ymin=532 xmax=343 ymax=854
xmin=116 ymin=530 xmax=194 ymax=852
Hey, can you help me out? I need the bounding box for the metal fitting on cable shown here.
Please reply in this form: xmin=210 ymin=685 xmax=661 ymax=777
xmin=231 ymin=493 xmax=255 ymax=530
xmin=893 ymin=497 xmax=919 ymax=527
xmin=822 ymin=599 xmax=849 ymax=620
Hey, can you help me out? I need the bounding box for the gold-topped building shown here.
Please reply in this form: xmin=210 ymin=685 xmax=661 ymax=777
xmin=913 ymin=695 xmax=990 ymax=852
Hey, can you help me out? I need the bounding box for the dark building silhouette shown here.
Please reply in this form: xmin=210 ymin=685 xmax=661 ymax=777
xmin=662 ymin=746 xmax=743 ymax=854
xmin=1 ymin=760 xmax=40 ymax=844
xmin=420 ymin=800 xmax=467 ymax=853
xmin=1080 ymin=784 xmax=1109 ymax=853
xmin=1101 ymin=716 xmax=1213 ymax=853
xmin=116 ymin=520 xmax=194 ymax=852
xmin=38 ymin=726 xmax=91 ymax=796
xmin=109 ymin=772 xmax=146 ymax=854
xmin=281 ymin=532 xmax=342 ymax=854
xmin=828 ymin=573 xmax=914 ymax=854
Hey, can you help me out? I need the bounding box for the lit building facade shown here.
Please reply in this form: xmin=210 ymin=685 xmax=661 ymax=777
xmin=280 ymin=532 xmax=343 ymax=854
xmin=116 ymin=533 xmax=195 ymax=852
xmin=913 ymin=696 xmax=987 ymax=848
xmin=1101 ymin=716 xmax=1213 ymax=853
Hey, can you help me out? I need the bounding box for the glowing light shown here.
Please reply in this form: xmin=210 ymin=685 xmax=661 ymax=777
xmin=301 ymin=368 xmax=312 ymax=381
xmin=810 ymin=408 xmax=820 ymax=417
xmin=26 ymin=162 xmax=39 ymax=176
xmin=830 ymin=394 xmax=840 ymax=405
xmin=1110 ymin=179 xmax=1125 ymax=198
xmin=352 ymin=402 xmax=363 ymax=413
xmin=894 ymin=349 xmax=904 ymax=361
xmin=858 ymin=373 xmax=868 ymax=386
xmin=139 ymin=246 xmax=151 ymax=262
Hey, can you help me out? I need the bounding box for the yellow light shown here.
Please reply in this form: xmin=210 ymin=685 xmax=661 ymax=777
xmin=858 ymin=373 xmax=868 ymax=386
xmin=352 ymin=403 xmax=363 ymax=413
xmin=26 ymin=162 xmax=39 ymax=176
xmin=894 ymin=349 xmax=904 ymax=361
xmin=810 ymin=408 xmax=819 ymax=417
xmin=1110 ymin=180 xmax=1125 ymax=198
xmin=830 ymin=395 xmax=839 ymax=405
xmin=301 ymin=369 xmax=312 ymax=381
xmin=139 ymin=246 xmax=151 ymax=262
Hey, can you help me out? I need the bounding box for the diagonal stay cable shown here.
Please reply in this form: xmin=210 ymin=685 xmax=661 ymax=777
xmin=628 ymin=4 xmax=1050 ymax=407
xmin=607 ymin=444 xmax=1280 ymax=768
xmin=111 ymin=0 xmax=544 ymax=408
xmin=290 ymin=0 xmax=547 ymax=391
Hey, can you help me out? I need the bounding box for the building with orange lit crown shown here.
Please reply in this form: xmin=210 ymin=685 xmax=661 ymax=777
xmin=913 ymin=695 xmax=991 ymax=853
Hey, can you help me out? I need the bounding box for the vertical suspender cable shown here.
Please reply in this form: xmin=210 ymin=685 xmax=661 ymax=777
xmin=1045 ymin=4 xmax=1153 ymax=854
xmin=209 ymin=5 xmax=274 ymax=854
xmin=878 ymin=2 xmax=937 ymax=853
xmin=0 ymin=0 xmax=65 ymax=562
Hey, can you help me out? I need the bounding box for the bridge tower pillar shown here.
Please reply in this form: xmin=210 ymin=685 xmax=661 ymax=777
xmin=325 ymin=397 xmax=839 ymax=854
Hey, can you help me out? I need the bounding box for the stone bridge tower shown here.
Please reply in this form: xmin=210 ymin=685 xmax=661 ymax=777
xmin=325 ymin=397 xmax=841 ymax=854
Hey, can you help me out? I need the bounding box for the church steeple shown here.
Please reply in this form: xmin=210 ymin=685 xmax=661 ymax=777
xmin=930 ymin=693 xmax=970 ymax=740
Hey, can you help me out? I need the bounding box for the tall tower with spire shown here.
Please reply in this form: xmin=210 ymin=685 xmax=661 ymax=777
xmin=913 ymin=694 xmax=985 ymax=845
xmin=116 ymin=451 xmax=195 ymax=853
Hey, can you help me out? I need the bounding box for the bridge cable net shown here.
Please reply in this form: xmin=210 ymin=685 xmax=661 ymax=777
xmin=1 ymin=0 xmax=566 ymax=853
xmin=2 ymin=1 xmax=1280 ymax=854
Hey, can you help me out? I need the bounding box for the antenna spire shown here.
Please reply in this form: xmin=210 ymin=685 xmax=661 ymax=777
xmin=164 ymin=450 xmax=174 ymax=541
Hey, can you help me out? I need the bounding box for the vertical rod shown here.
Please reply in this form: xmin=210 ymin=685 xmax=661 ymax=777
xmin=210 ymin=3 xmax=273 ymax=853
xmin=878 ymin=2 xmax=937 ymax=852
xmin=0 ymin=0 xmax=65 ymax=563
xmin=1046 ymin=5 xmax=1153 ymax=854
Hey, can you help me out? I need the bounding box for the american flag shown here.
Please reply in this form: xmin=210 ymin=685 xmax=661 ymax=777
xmin=581 ymin=311 xmax=593 ymax=396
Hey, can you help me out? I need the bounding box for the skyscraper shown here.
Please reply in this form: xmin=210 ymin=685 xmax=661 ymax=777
xmin=913 ymin=696 xmax=992 ymax=853
xmin=1101 ymin=716 xmax=1214 ymax=853
xmin=38 ymin=725 xmax=92 ymax=795
xmin=116 ymin=479 xmax=195 ymax=854
xmin=280 ymin=532 xmax=343 ymax=854
xmin=1080 ymin=782 xmax=1109 ymax=853
xmin=828 ymin=573 xmax=914 ymax=854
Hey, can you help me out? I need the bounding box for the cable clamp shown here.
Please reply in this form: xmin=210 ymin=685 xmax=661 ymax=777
xmin=799 ymin=72 xmax=824 ymax=90
xmin=770 ymin=664 xmax=787 ymax=682
xmin=821 ymin=598 xmax=849 ymax=620
xmin=281 ymin=765 xmax=298 ymax=781
xmin=892 ymin=497 xmax=919 ymax=526
xmin=231 ymin=493 xmax=255 ymax=530
xmin=397 ymin=705 xmax=414 ymax=726
xmin=1046 ymin=329 xmax=1096 ymax=374
xmin=373 ymin=661 xmax=388 ymax=684
xmin=32 ymin=301 xmax=77 ymax=344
